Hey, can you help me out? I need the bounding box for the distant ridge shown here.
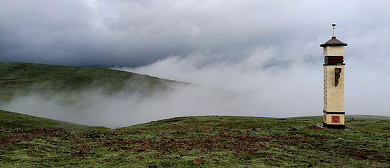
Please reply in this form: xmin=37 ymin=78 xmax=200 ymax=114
xmin=0 ymin=62 xmax=184 ymax=101
xmin=0 ymin=109 xmax=95 ymax=129
xmin=347 ymin=115 xmax=390 ymax=120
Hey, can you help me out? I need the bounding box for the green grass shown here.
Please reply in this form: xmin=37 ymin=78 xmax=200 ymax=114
xmin=0 ymin=62 xmax=179 ymax=101
xmin=0 ymin=111 xmax=389 ymax=167
xmin=0 ymin=109 xmax=95 ymax=130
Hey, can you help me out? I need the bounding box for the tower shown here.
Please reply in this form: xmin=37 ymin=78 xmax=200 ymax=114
xmin=321 ymin=22 xmax=347 ymax=129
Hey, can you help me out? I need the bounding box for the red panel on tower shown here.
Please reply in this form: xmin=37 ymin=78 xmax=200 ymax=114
xmin=331 ymin=116 xmax=340 ymax=123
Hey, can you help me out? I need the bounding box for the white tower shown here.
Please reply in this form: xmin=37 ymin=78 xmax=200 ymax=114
xmin=321 ymin=22 xmax=347 ymax=129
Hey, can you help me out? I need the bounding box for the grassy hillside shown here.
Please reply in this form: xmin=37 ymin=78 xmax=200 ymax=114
xmin=0 ymin=111 xmax=389 ymax=167
xmin=0 ymin=62 xmax=179 ymax=101
xmin=0 ymin=109 xmax=95 ymax=130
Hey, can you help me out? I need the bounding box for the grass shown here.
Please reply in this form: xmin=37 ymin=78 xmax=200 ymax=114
xmin=0 ymin=110 xmax=389 ymax=167
xmin=0 ymin=110 xmax=95 ymax=130
xmin=0 ymin=62 xmax=179 ymax=101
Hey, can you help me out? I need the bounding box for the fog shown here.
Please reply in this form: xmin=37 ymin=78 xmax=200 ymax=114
xmin=1 ymin=0 xmax=390 ymax=127
xmin=2 ymin=50 xmax=390 ymax=128
xmin=1 ymin=54 xmax=320 ymax=128
xmin=1 ymin=85 xmax=235 ymax=128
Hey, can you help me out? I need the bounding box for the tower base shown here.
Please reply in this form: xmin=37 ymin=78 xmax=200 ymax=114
xmin=323 ymin=111 xmax=345 ymax=129
xmin=323 ymin=122 xmax=345 ymax=129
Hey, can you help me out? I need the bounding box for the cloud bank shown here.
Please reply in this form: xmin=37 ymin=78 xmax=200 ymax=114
xmin=2 ymin=50 xmax=389 ymax=128
xmin=1 ymin=0 xmax=389 ymax=67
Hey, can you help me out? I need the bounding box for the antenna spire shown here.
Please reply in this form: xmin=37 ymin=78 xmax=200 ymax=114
xmin=332 ymin=13 xmax=336 ymax=37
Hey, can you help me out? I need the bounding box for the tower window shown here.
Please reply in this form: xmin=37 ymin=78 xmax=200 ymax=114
xmin=324 ymin=56 xmax=344 ymax=65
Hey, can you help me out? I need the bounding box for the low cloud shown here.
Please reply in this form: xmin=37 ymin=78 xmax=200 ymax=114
xmin=127 ymin=53 xmax=390 ymax=120
xmin=1 ymin=50 xmax=389 ymax=128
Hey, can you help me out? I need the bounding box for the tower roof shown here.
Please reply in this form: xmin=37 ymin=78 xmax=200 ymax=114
xmin=320 ymin=37 xmax=347 ymax=47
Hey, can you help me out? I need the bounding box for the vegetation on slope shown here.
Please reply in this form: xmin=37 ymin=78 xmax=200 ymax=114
xmin=0 ymin=111 xmax=389 ymax=167
xmin=0 ymin=109 xmax=93 ymax=130
xmin=0 ymin=62 xmax=179 ymax=101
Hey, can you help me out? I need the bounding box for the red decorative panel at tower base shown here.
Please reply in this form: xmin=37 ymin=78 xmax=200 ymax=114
xmin=331 ymin=116 xmax=340 ymax=123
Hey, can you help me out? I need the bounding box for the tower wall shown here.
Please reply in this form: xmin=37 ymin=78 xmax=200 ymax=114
xmin=323 ymin=46 xmax=344 ymax=56
xmin=323 ymin=65 xmax=345 ymax=112
xmin=322 ymin=45 xmax=346 ymax=129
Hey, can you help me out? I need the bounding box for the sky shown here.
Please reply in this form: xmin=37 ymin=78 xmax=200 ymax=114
xmin=1 ymin=0 xmax=389 ymax=67
xmin=1 ymin=0 xmax=390 ymax=127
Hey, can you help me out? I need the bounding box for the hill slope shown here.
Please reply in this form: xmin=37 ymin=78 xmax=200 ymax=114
xmin=0 ymin=113 xmax=389 ymax=167
xmin=0 ymin=62 xmax=180 ymax=101
xmin=0 ymin=109 xmax=94 ymax=129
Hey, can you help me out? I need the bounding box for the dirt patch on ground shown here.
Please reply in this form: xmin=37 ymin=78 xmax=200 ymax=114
xmin=91 ymin=131 xmax=270 ymax=153
xmin=306 ymin=125 xmax=324 ymax=130
xmin=162 ymin=118 xmax=184 ymax=123
xmin=344 ymin=148 xmax=390 ymax=162
xmin=28 ymin=128 xmax=67 ymax=137
xmin=0 ymin=128 xmax=69 ymax=145
xmin=269 ymin=132 xmax=390 ymax=163
xmin=129 ymin=133 xmax=270 ymax=153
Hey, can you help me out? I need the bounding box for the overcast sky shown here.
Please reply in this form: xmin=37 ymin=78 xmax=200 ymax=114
xmin=0 ymin=0 xmax=389 ymax=67
xmin=1 ymin=0 xmax=390 ymax=125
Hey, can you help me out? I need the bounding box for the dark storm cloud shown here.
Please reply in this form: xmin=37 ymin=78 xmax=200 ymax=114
xmin=1 ymin=0 xmax=389 ymax=66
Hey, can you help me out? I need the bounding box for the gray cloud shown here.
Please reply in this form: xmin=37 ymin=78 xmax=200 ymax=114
xmin=1 ymin=0 xmax=389 ymax=66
